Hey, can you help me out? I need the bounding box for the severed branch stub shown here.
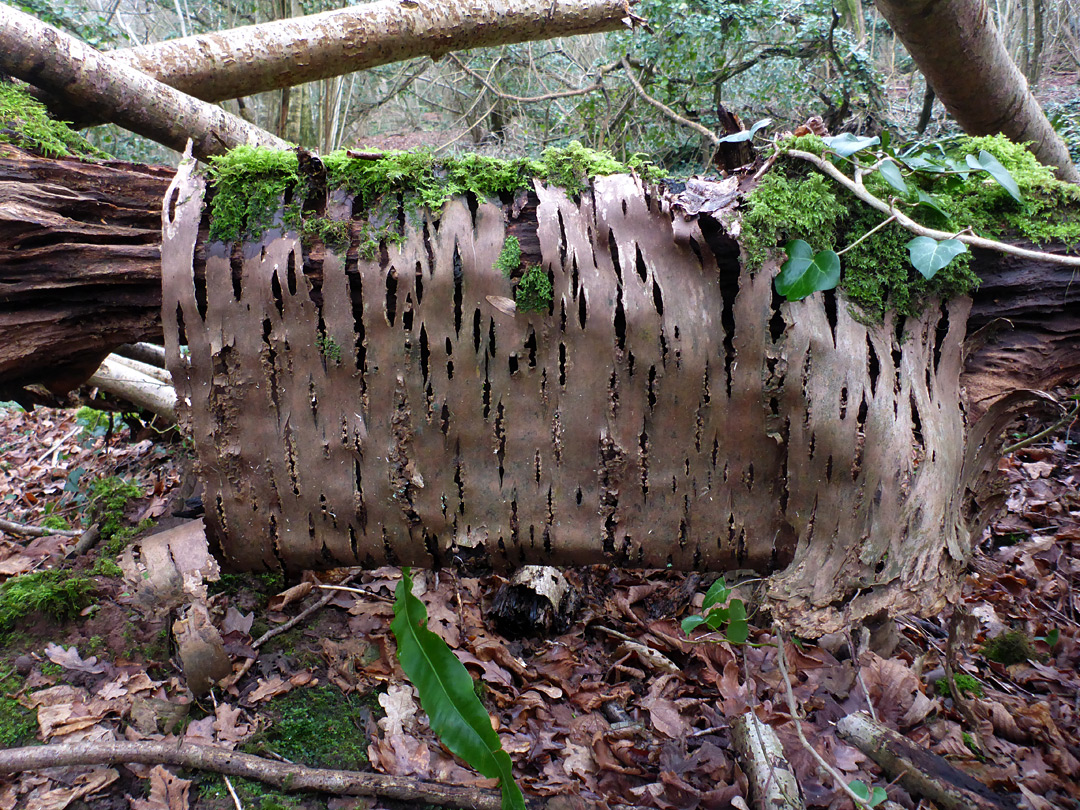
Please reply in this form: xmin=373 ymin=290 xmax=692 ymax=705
xmin=836 ymin=712 xmax=1020 ymax=810
xmin=0 ymin=741 xmax=502 ymax=810
xmin=730 ymin=712 xmax=805 ymax=810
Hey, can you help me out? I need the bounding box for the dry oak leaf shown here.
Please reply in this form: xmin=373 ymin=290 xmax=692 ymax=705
xmin=26 ymin=769 xmax=118 ymax=810
xmin=130 ymin=765 xmax=191 ymax=810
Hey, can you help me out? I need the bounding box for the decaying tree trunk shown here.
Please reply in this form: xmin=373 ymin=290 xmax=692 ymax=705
xmin=150 ymin=151 xmax=1074 ymax=635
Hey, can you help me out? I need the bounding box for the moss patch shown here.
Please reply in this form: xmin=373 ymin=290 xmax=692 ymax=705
xmin=742 ymin=133 xmax=1080 ymax=318
xmin=0 ymin=570 xmax=95 ymax=632
xmin=981 ymin=629 xmax=1037 ymax=665
xmin=935 ymin=672 xmax=984 ymax=698
xmin=496 ymin=235 xmax=522 ymax=277
xmin=516 ymin=265 xmax=554 ymax=313
xmin=0 ymin=82 xmax=106 ymax=158
xmin=244 ymin=686 xmax=370 ymax=770
xmin=205 ymin=146 xmax=303 ymax=243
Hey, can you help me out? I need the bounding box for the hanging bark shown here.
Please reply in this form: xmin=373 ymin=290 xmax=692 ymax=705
xmin=99 ymin=0 xmax=637 ymax=107
xmin=873 ymin=0 xmax=1079 ymax=183
xmin=0 ymin=5 xmax=287 ymax=159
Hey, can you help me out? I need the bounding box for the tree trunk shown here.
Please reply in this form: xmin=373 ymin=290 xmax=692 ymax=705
xmin=873 ymin=0 xmax=1079 ymax=183
xmin=0 ymin=5 xmax=287 ymax=159
xmin=39 ymin=0 xmax=635 ymax=122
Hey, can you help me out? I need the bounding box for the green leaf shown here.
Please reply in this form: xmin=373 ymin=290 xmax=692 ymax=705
xmin=717 ymin=117 xmax=772 ymax=143
xmin=906 ymin=236 xmax=968 ymax=279
xmin=849 ymin=780 xmax=871 ymax=803
xmin=822 ymin=133 xmax=879 ymax=157
xmin=877 ymin=159 xmax=908 ymax=194
xmin=914 ymin=189 xmax=950 ymax=219
xmin=870 ymin=787 xmax=888 ymax=807
xmin=681 ymin=615 xmax=707 ymax=634
xmin=705 ymin=607 xmax=729 ymax=630
xmin=966 ymin=150 xmax=1022 ymax=202
xmin=701 ymin=578 xmax=730 ymax=610
xmin=725 ymin=620 xmax=750 ymax=645
xmin=392 ymin=569 xmax=525 ymax=810
xmin=775 ymin=239 xmax=841 ymax=301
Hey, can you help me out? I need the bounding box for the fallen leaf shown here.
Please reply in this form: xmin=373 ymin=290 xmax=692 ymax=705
xmin=130 ymin=765 xmax=191 ymax=810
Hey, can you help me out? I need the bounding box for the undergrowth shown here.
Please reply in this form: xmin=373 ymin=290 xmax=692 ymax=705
xmin=0 ymin=570 xmax=95 ymax=632
xmin=0 ymin=82 xmax=106 ymax=158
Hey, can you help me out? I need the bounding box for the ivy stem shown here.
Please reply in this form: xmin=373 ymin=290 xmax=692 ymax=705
xmin=836 ymin=214 xmax=897 ymax=256
xmin=785 ymin=148 xmax=1080 ymax=268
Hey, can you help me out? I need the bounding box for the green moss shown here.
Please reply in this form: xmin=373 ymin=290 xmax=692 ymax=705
xmin=300 ymin=216 xmax=349 ymax=249
xmin=40 ymin=515 xmax=71 ymax=531
xmin=496 ymin=235 xmax=522 ymax=277
xmin=532 ymin=141 xmax=665 ymax=196
xmin=315 ymin=334 xmax=342 ymax=363
xmin=0 ymin=691 xmax=37 ymax=748
xmin=981 ymin=629 xmax=1037 ymax=666
xmin=0 ymin=570 xmax=95 ymax=631
xmin=515 ymin=265 xmax=553 ymax=313
xmin=87 ymin=476 xmax=144 ymax=553
xmin=90 ymin=554 xmax=123 ymax=578
xmin=935 ymin=672 xmax=984 ymax=698
xmin=0 ymin=82 xmax=106 ymax=158
xmin=244 ymin=686 xmax=369 ymax=770
xmin=205 ymin=147 xmax=302 ymax=243
xmin=740 ymin=171 xmax=847 ymax=271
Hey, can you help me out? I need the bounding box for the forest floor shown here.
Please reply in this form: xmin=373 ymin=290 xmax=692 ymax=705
xmin=0 ymin=397 xmax=1077 ymax=810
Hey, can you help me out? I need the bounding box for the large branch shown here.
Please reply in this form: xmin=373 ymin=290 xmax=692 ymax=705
xmin=873 ymin=0 xmax=1079 ymax=183
xmin=102 ymin=0 xmax=636 ymax=105
xmin=0 ymin=3 xmax=287 ymax=158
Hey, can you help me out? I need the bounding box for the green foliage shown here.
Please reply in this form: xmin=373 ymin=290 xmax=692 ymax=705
xmin=775 ymin=240 xmax=840 ymax=301
xmin=681 ymin=577 xmax=750 ymax=645
xmin=87 ymin=476 xmax=143 ymax=552
xmin=250 ymin=686 xmax=369 ymax=770
xmin=0 ymin=689 xmax=37 ymax=748
xmin=935 ymin=672 xmax=984 ymax=699
xmin=300 ymin=216 xmax=350 ymax=249
xmin=848 ymin=779 xmax=887 ymax=808
xmin=495 ymin=236 xmax=522 ymax=278
xmin=391 ymin=568 xmax=524 ymax=810
xmin=76 ymin=407 xmax=114 ymax=439
xmin=315 ymin=334 xmax=342 ymax=363
xmin=905 ymin=237 xmax=968 ymax=279
xmin=741 ymin=171 xmax=847 ymax=270
xmin=531 ymin=141 xmax=664 ymax=196
xmin=981 ymin=629 xmax=1037 ymax=666
xmin=515 ymin=266 xmax=553 ymax=314
xmin=0 ymin=82 xmax=105 ymax=158
xmin=40 ymin=515 xmax=71 ymax=531
xmin=205 ymin=147 xmax=302 ymax=243
xmin=0 ymin=570 xmax=95 ymax=631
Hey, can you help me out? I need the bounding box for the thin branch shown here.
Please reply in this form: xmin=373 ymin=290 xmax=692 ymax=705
xmin=0 ymin=741 xmax=500 ymax=810
xmin=785 ymin=148 xmax=1080 ymax=267
xmin=448 ymin=52 xmax=613 ymax=103
xmin=0 ymin=518 xmax=82 ymax=538
xmin=619 ymin=56 xmax=721 ymax=145
xmin=1003 ymin=394 xmax=1079 ymax=454
xmin=836 ymin=214 xmax=897 ymax=256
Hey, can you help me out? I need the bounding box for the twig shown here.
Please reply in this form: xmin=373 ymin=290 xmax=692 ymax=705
xmin=847 ymin=627 xmax=879 ymax=722
xmin=774 ymin=627 xmax=879 ymax=810
xmin=1002 ymin=395 xmax=1079 ymax=454
xmin=0 ymin=517 xmax=82 ymax=538
xmin=619 ymin=56 xmax=721 ymax=146
xmin=33 ymin=425 xmax=81 ymax=467
xmin=836 ymin=215 xmax=897 ymax=257
xmin=448 ymin=52 xmax=612 ymax=102
xmin=223 ymin=774 xmax=244 ymax=810
xmin=67 ymin=526 xmax=102 ymax=558
xmin=784 ymin=148 xmax=1080 ymax=268
xmin=0 ymin=741 xmax=500 ymax=810
xmin=316 ymin=583 xmax=394 ymax=604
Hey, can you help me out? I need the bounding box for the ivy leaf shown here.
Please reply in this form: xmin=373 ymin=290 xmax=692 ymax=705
xmin=966 ymin=150 xmax=1022 ymax=202
xmin=914 ymin=189 xmax=950 ymax=219
xmin=705 ymin=607 xmax=730 ymax=630
xmin=701 ymin=578 xmax=730 ymax=610
xmin=717 ymin=117 xmax=772 ymax=143
xmin=775 ymin=239 xmax=841 ymax=301
xmin=822 ymin=133 xmax=880 ymax=157
xmin=877 ymin=159 xmax=908 ymax=194
xmin=681 ymin=615 xmax=707 ymax=634
xmin=392 ymin=569 xmax=525 ymax=810
xmin=848 ymin=780 xmax=887 ymax=807
xmin=906 ymin=236 xmax=968 ymax=279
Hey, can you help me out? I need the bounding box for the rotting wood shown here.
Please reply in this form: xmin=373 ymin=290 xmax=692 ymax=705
xmin=0 ymin=741 xmax=501 ymax=810
xmin=87 ymin=356 xmax=176 ymax=422
xmin=836 ymin=711 xmax=1020 ymax=810
xmin=730 ymin=712 xmax=804 ymax=810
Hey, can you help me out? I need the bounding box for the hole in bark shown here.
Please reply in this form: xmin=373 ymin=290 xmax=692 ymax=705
xmin=419 ymin=325 xmax=430 ymax=384
xmin=779 ymin=419 xmax=790 ymax=513
xmin=607 ymin=229 xmax=622 ymax=284
xmin=635 ymin=246 xmax=648 ymax=284
xmin=348 ymin=525 xmax=358 ymax=558
xmin=825 ymin=455 xmax=834 ymax=482
xmin=822 ymin=288 xmax=838 ymax=344
xmin=309 ymin=379 xmax=318 ymax=422
xmin=495 ymin=401 xmax=506 ymax=485
xmin=647 ymin=366 xmax=657 ymax=410
xmin=639 ymin=428 xmax=650 ymax=498
xmin=482 ymin=368 xmax=491 ymax=420
xmin=627 ymin=350 xmax=635 ymax=378
xmin=557 ymin=211 xmax=568 ymax=267
xmin=769 ymin=287 xmax=786 ymax=343
xmin=175 ymin=305 xmax=187 ymax=345
xmin=473 ymin=308 xmax=482 ymax=354
xmin=578 ymin=290 xmax=587 ymax=330
xmin=509 ymin=352 xmax=520 ymax=375
xmin=384 ymin=268 xmax=398 ymax=326
xmin=559 ymin=298 xmax=567 ymax=333
xmin=933 ymin=303 xmax=949 ymax=374
xmin=402 ymin=293 xmax=413 ymax=331
xmin=230 ymin=247 xmax=243 ymax=301
xmin=910 ymin=393 xmax=924 ymax=447
xmin=440 ymin=402 xmax=450 ymax=435
xmin=535 ymin=451 xmax=542 ymax=484
xmin=525 ymin=328 xmax=537 ymax=367
xmin=270 ymin=270 xmax=284 ymax=317
xmin=466 ymin=191 xmax=479 ymax=225
xmin=453 ymin=244 xmax=464 ymax=336
xmin=488 ymin=317 xmax=497 ymax=358
xmin=571 ymin=258 xmax=579 ymax=298
xmin=286 ymin=251 xmax=298 ymax=295
xmin=745 ymin=463 xmax=754 ymax=491
xmin=454 ymin=451 xmax=465 ymax=514
xmin=414 ymin=261 xmax=424 ymax=304
xmin=614 ymin=291 xmax=627 ymax=351
xmin=711 ymin=437 xmax=719 ymax=470
xmin=446 ymin=359 xmax=454 ymax=380
xmin=652 ymin=279 xmax=664 ymax=316
xmin=839 ymin=387 xmax=848 ymax=420
xmin=510 ymin=499 xmax=519 ymax=546
xmin=575 ymin=487 xmax=582 ymax=505
xmin=867 ymin=335 xmax=880 ymax=395
xmin=559 ymin=343 xmax=567 ymax=387
xmin=194 ymin=266 xmax=209 ymax=319
xmin=347 ymin=270 xmax=365 ymax=374
xmin=719 ymin=270 xmax=737 ymax=397
xmin=621 ymin=199 xmax=628 ymax=216
xmin=609 ymin=369 xmax=618 ymax=418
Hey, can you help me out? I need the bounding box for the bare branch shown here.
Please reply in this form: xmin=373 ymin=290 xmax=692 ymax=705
xmin=619 ymin=56 xmax=721 ymax=145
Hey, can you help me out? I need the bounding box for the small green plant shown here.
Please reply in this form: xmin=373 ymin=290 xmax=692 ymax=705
xmin=0 ymin=688 xmax=37 ymax=748
xmin=315 ymin=334 xmax=342 ymax=363
xmin=848 ymin=779 xmax=887 ymax=808
xmin=515 ymin=265 xmax=553 ymax=314
xmin=40 ymin=515 xmax=71 ymax=532
xmin=1035 ymin=627 xmax=1060 ymax=649
xmin=87 ymin=476 xmax=143 ymax=551
xmin=249 ymin=686 xmax=369 ymax=770
xmin=0 ymin=570 xmax=95 ymax=631
xmin=392 ymin=568 xmax=524 ymax=810
xmin=681 ymin=577 xmax=750 ymax=644
xmin=935 ymin=672 xmax=983 ymax=698
xmin=981 ymin=629 xmax=1037 ymax=666
xmin=76 ymin=406 xmax=113 ymax=439
xmin=495 ymin=235 xmax=522 ymax=277
xmin=961 ymin=731 xmax=986 ymax=759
